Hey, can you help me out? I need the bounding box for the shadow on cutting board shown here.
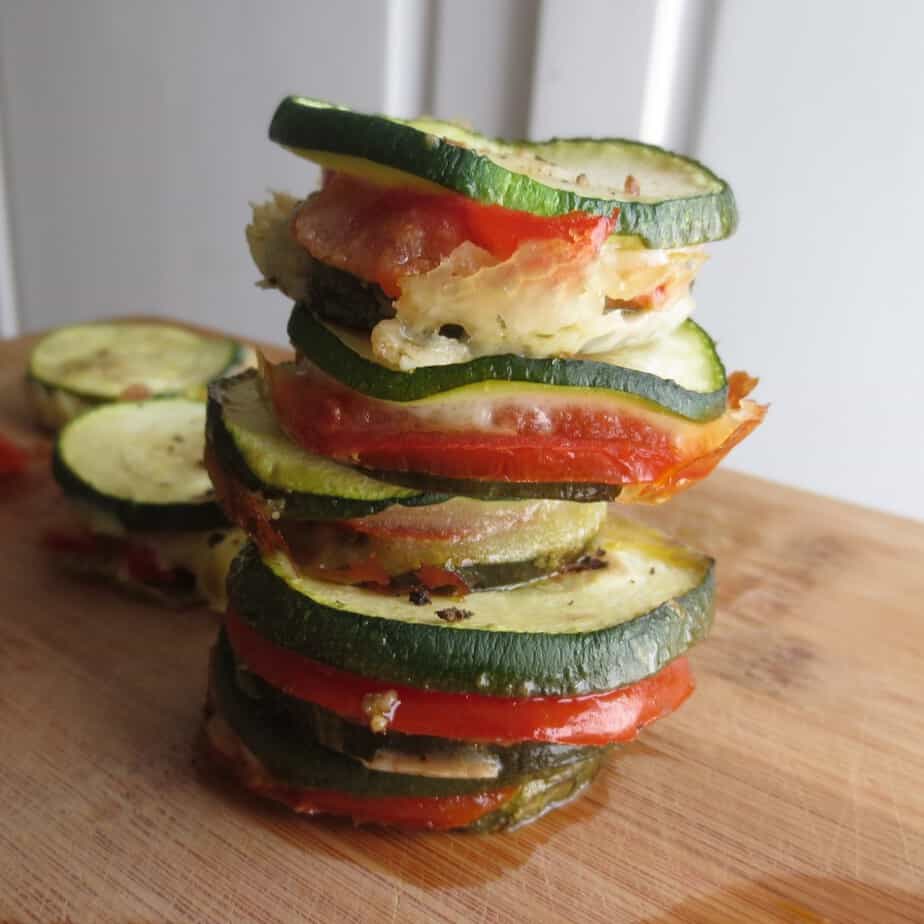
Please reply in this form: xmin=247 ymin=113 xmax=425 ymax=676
xmin=642 ymin=874 xmax=924 ymax=924
xmin=196 ymin=743 xmax=611 ymax=890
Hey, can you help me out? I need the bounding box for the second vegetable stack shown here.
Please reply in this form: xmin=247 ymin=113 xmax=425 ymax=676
xmin=203 ymin=97 xmax=766 ymax=831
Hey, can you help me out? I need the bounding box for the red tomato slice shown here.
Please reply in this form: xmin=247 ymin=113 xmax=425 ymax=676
xmin=122 ymin=543 xmax=175 ymax=585
xmin=0 ymin=433 xmax=28 ymax=477
xmin=41 ymin=528 xmax=101 ymax=556
xmin=293 ymin=173 xmax=615 ymax=296
xmin=207 ymin=730 xmax=513 ymax=829
xmin=42 ymin=529 xmax=183 ymax=588
xmin=265 ymin=359 xmax=766 ymax=495
xmin=225 ymin=609 xmax=695 ymax=746
xmin=257 ymin=785 xmax=512 ymax=830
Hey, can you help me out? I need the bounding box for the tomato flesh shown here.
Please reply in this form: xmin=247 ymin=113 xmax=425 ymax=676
xmin=268 ymin=785 xmax=512 ymax=830
xmin=293 ymin=173 xmax=615 ymax=297
xmin=224 ymin=609 xmax=695 ymax=746
xmin=42 ymin=529 xmax=185 ymax=588
xmin=0 ymin=433 xmax=28 ymax=477
xmin=265 ymin=359 xmax=764 ymax=493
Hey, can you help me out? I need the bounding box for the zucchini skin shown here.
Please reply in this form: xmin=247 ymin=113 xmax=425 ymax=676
xmin=468 ymin=754 xmax=603 ymax=832
xmin=212 ymin=633 xmax=594 ymax=798
xmin=206 ymin=377 xmax=450 ymax=520
xmin=363 ymin=469 xmax=622 ymax=502
xmin=51 ymin=438 xmax=227 ymax=533
xmin=288 ymin=304 xmax=729 ymax=421
xmin=268 ymin=97 xmax=737 ymax=248
xmin=227 ymin=541 xmax=715 ymax=697
xmin=27 ymin=341 xmax=249 ymax=405
xmin=227 ymin=633 xmax=604 ymax=781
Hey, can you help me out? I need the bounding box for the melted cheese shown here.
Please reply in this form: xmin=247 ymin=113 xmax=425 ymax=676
xmin=68 ymin=498 xmax=244 ymax=611
xmin=362 ymin=749 xmax=501 ymax=780
xmin=376 ymin=240 xmax=705 ymax=370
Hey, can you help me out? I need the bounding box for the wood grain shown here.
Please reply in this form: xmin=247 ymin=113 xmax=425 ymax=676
xmin=1 ymin=327 xmax=922 ymax=923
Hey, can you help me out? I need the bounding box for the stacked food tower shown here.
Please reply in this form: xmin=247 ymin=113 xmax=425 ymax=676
xmin=202 ymin=97 xmax=765 ymax=831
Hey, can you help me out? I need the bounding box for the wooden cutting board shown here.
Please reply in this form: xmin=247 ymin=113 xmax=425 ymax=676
xmin=1 ymin=326 xmax=922 ymax=924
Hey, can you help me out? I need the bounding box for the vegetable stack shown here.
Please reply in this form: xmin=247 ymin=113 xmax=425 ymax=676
xmin=203 ymin=97 xmax=765 ymax=831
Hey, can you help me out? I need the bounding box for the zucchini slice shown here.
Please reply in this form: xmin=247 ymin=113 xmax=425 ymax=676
xmin=207 ymin=370 xmax=449 ymax=519
xmin=210 ymin=634 xmax=594 ymax=799
xmin=269 ymin=96 xmax=736 ymax=248
xmin=53 ymin=398 xmax=226 ymax=532
xmin=363 ymin=470 xmax=621 ymax=502
xmin=228 ymin=514 xmax=714 ymax=697
xmin=27 ymin=322 xmax=250 ymax=429
xmin=289 ymin=304 xmax=728 ymax=421
xmin=469 ymin=755 xmax=603 ymax=833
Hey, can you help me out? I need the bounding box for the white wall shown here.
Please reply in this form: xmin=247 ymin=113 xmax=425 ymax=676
xmin=692 ymin=1 xmax=924 ymax=522
xmin=0 ymin=0 xmax=921 ymax=520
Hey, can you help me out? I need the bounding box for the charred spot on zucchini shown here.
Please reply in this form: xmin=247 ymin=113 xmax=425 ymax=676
xmin=308 ymin=256 xmax=395 ymax=330
xmin=228 ymin=513 xmax=715 ymax=697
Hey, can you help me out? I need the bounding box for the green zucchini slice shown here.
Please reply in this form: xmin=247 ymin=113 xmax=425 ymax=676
xmin=228 ymin=514 xmax=714 ymax=697
xmin=269 ymin=96 xmax=736 ymax=248
xmin=288 ymin=304 xmax=728 ymax=421
xmin=469 ymin=755 xmax=603 ymax=832
xmin=362 ymin=470 xmax=621 ymax=502
xmin=28 ymin=322 xmax=249 ymax=429
xmin=207 ymin=370 xmax=450 ymax=519
xmin=53 ymin=398 xmax=226 ymax=532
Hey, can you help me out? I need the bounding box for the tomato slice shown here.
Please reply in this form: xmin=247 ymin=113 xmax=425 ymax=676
xmin=41 ymin=528 xmax=101 ymax=557
xmin=225 ymin=609 xmax=695 ymax=746
xmin=42 ymin=528 xmax=186 ymax=588
xmin=256 ymin=784 xmax=513 ymax=830
xmin=293 ymin=172 xmax=615 ymax=297
xmin=265 ymin=359 xmax=766 ymax=494
xmin=206 ymin=726 xmax=513 ymax=830
xmin=0 ymin=433 xmax=28 ymax=477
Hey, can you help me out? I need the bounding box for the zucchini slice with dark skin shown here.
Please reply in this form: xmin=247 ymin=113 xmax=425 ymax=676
xmin=288 ymin=304 xmax=729 ymax=422
xmin=207 ymin=370 xmax=450 ymax=520
xmin=27 ymin=321 xmax=251 ymax=430
xmin=468 ymin=755 xmax=603 ymax=833
xmin=53 ymin=398 xmax=227 ymax=532
xmin=226 ymin=632 xmax=603 ymax=784
xmin=268 ymin=96 xmax=737 ymax=248
xmin=228 ymin=514 xmax=715 ymax=697
xmin=211 ymin=634 xmax=600 ymax=798
xmin=363 ymin=469 xmax=621 ymax=502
